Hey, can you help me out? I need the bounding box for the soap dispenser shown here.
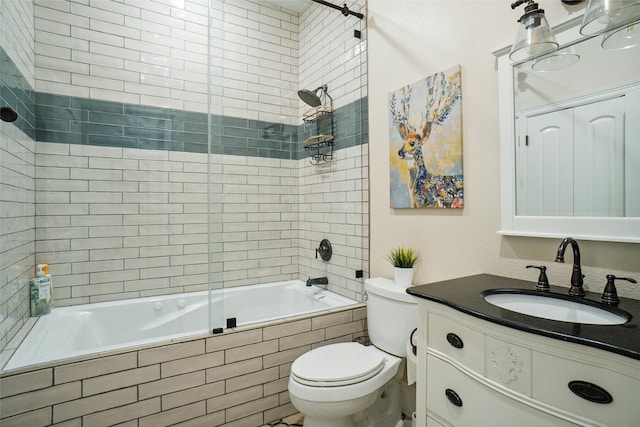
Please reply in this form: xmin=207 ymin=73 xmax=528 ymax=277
xmin=30 ymin=263 xmax=53 ymax=316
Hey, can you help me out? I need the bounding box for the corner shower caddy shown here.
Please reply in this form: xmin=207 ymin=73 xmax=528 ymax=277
xmin=303 ymin=104 xmax=334 ymax=164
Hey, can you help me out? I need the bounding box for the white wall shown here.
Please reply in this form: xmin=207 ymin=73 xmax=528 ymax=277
xmin=367 ymin=0 xmax=640 ymax=299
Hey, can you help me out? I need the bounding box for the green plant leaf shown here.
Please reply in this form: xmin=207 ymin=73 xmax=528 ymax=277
xmin=385 ymin=246 xmax=420 ymax=268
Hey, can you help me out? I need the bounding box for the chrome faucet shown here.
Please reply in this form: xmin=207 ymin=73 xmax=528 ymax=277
xmin=306 ymin=277 xmax=329 ymax=287
xmin=555 ymin=237 xmax=585 ymax=297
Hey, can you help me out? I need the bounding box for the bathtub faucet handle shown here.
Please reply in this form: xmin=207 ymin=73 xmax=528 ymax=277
xmin=315 ymin=239 xmax=332 ymax=261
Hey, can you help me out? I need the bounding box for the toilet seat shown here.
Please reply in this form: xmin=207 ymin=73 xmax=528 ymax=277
xmin=291 ymin=342 xmax=386 ymax=387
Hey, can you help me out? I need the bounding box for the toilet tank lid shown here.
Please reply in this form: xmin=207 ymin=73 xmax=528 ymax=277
xmin=365 ymin=278 xmax=418 ymax=303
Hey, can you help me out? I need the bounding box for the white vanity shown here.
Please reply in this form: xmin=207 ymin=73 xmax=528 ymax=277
xmin=408 ymin=274 xmax=640 ymax=427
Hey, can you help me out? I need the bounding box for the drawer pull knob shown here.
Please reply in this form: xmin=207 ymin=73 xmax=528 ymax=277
xmin=445 ymin=388 xmax=463 ymax=407
xmin=568 ymin=381 xmax=613 ymax=404
xmin=446 ymin=333 xmax=464 ymax=349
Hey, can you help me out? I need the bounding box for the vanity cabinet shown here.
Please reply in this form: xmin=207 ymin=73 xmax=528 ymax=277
xmin=416 ymin=300 xmax=640 ymax=427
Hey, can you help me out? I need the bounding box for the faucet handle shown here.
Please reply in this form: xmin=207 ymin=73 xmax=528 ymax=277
xmin=526 ymin=265 xmax=550 ymax=292
xmin=601 ymin=274 xmax=637 ymax=305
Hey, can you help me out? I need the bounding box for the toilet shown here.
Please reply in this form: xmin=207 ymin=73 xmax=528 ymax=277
xmin=288 ymin=278 xmax=418 ymax=427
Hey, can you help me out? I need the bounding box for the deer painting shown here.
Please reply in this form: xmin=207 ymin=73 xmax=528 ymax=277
xmin=389 ymin=66 xmax=463 ymax=209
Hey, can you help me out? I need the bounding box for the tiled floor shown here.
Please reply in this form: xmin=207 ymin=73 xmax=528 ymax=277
xmin=260 ymin=413 xmax=304 ymax=426
xmin=260 ymin=413 xmax=414 ymax=426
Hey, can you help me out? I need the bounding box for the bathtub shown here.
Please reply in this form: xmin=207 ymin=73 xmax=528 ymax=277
xmin=3 ymin=280 xmax=358 ymax=371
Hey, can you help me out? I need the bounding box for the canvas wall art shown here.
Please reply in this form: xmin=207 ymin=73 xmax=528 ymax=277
xmin=388 ymin=65 xmax=463 ymax=209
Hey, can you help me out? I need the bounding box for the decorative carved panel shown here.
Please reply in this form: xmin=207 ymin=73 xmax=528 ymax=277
xmin=490 ymin=346 xmax=523 ymax=384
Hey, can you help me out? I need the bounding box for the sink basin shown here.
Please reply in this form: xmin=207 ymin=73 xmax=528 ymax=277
xmin=483 ymin=290 xmax=630 ymax=325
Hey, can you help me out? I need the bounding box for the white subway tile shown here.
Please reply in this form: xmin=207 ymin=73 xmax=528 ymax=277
xmin=34 ymin=17 xmax=71 ymax=36
xmin=71 ymin=51 xmax=123 ymax=70
xmin=124 ymin=38 xmax=170 ymax=56
xmin=71 ymin=2 xmax=125 ymax=25
xmin=71 ymin=27 xmax=125 ymax=47
xmin=73 ymin=74 xmax=124 ymax=91
xmin=35 ymin=5 xmax=89 ymax=27
xmin=89 ymin=41 xmax=140 ymax=61
xmin=138 ymin=94 xmax=184 ymax=110
xmin=90 ymin=19 xmax=141 ymax=40
xmin=37 ymin=54 xmax=90 ymax=74
xmin=124 ymin=81 xmax=171 ymax=97
xmin=170 ymin=7 xmax=207 ymax=26
xmin=140 ymin=9 xmax=185 ymax=29
xmin=124 ymin=15 xmax=171 ymax=36
xmin=35 ymin=68 xmax=71 ymax=84
xmin=89 ymin=0 xmax=141 ymax=18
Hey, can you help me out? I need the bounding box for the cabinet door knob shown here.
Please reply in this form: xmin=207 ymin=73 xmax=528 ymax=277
xmin=568 ymin=381 xmax=613 ymax=404
xmin=445 ymin=388 xmax=463 ymax=407
xmin=446 ymin=332 xmax=464 ymax=349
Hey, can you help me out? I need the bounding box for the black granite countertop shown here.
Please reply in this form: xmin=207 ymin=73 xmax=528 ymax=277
xmin=407 ymin=274 xmax=640 ymax=361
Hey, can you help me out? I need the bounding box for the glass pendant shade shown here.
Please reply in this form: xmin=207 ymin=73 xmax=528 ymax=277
xmin=580 ymin=0 xmax=640 ymax=36
xmin=509 ymin=10 xmax=559 ymax=62
xmin=601 ymin=19 xmax=640 ymax=48
xmin=532 ymin=49 xmax=581 ymax=71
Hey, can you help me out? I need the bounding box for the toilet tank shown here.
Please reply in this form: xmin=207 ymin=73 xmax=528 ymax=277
xmin=365 ymin=278 xmax=418 ymax=357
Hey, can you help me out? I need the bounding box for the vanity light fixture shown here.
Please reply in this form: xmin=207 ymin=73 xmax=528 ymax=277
xmin=602 ymin=18 xmax=640 ymax=49
xmin=509 ymin=0 xmax=559 ymax=62
xmin=531 ymin=48 xmax=581 ymax=71
xmin=580 ymin=0 xmax=640 ymax=49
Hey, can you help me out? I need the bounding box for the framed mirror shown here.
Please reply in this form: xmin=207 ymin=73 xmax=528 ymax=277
xmin=494 ymin=15 xmax=640 ymax=243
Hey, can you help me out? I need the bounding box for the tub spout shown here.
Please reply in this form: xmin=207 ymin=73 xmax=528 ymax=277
xmin=306 ymin=277 xmax=328 ymax=287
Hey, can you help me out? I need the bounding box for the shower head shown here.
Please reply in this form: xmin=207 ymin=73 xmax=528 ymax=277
xmin=298 ymin=85 xmax=327 ymax=107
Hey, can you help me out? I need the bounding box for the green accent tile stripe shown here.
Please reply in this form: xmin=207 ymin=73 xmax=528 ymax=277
xmin=35 ymin=94 xmax=367 ymax=160
xmin=2 ymin=47 xmax=367 ymax=159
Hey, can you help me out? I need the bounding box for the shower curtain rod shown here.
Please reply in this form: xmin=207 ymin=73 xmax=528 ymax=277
xmin=310 ymin=0 xmax=364 ymax=19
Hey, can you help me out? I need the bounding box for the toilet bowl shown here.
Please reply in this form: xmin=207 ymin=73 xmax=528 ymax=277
xmin=287 ymin=278 xmax=418 ymax=427
xmin=288 ymin=343 xmax=402 ymax=427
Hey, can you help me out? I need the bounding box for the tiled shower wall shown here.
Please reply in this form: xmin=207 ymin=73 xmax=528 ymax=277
xmin=2 ymin=0 xmax=368 ymax=349
xmin=0 ymin=0 xmax=36 ymax=353
xmin=296 ymin=1 xmax=368 ymax=295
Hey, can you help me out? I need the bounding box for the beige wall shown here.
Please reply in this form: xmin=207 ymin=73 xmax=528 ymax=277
xmin=367 ymin=0 xmax=640 ymax=299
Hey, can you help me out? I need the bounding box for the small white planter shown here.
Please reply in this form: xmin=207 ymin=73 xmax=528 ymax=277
xmin=394 ymin=267 xmax=414 ymax=288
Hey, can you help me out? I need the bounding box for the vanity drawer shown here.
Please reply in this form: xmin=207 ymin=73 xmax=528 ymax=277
xmin=426 ymin=355 xmax=575 ymax=427
xmin=532 ymin=352 xmax=640 ymax=427
xmin=427 ymin=312 xmax=484 ymax=373
xmin=426 ymin=415 xmax=445 ymax=427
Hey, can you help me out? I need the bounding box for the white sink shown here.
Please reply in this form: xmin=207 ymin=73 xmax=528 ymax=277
xmin=483 ymin=292 xmax=629 ymax=325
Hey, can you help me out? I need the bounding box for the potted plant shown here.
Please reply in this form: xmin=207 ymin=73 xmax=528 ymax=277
xmin=386 ymin=246 xmax=420 ymax=288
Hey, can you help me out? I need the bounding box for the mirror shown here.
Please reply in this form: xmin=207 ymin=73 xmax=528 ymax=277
xmin=495 ymin=16 xmax=640 ymax=243
xmin=514 ymin=33 xmax=640 ymax=218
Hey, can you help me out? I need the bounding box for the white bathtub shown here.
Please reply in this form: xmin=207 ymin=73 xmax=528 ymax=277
xmin=4 ymin=280 xmax=358 ymax=371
